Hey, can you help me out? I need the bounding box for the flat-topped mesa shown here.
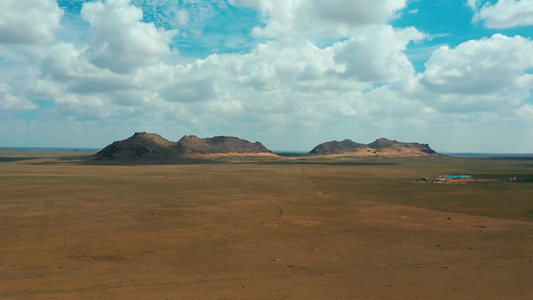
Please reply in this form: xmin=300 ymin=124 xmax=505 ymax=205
xmin=308 ymin=138 xmax=440 ymax=156
xmin=93 ymin=132 xmax=177 ymax=160
xmin=174 ymin=135 xmax=272 ymax=155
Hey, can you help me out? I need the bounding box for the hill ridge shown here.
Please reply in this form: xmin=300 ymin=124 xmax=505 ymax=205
xmin=309 ymin=138 xmax=440 ymax=156
xmin=93 ymin=133 xmax=274 ymax=162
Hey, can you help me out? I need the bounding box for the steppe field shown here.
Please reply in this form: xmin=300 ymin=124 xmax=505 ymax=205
xmin=1 ymin=152 xmax=532 ymax=299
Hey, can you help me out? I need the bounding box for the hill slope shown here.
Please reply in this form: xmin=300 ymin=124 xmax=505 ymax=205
xmin=309 ymin=138 xmax=440 ymax=157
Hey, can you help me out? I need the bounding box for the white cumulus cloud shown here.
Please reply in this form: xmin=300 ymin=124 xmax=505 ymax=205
xmin=81 ymin=0 xmax=178 ymax=74
xmin=0 ymin=83 xmax=37 ymax=112
xmin=467 ymin=0 xmax=480 ymax=10
xmin=0 ymin=0 xmax=63 ymax=45
xmin=472 ymin=0 xmax=533 ymax=28
xmin=232 ymin=0 xmax=407 ymax=39
xmin=422 ymin=34 xmax=533 ymax=95
xmin=333 ymin=25 xmax=424 ymax=83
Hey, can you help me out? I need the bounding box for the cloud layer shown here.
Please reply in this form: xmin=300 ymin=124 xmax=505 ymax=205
xmin=0 ymin=0 xmax=532 ymax=152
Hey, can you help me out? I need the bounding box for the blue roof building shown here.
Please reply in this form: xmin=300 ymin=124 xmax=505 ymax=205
xmin=443 ymin=175 xmax=471 ymax=178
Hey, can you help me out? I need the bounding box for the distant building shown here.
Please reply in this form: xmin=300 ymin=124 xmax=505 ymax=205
xmin=443 ymin=175 xmax=472 ymax=179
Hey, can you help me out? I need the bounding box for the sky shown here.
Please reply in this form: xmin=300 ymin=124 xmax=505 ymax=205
xmin=1 ymin=0 xmax=533 ymax=152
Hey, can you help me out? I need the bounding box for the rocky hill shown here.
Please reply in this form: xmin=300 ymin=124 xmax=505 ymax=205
xmin=92 ymin=132 xmax=276 ymax=162
xmin=94 ymin=132 xmax=177 ymax=161
xmin=174 ymin=135 xmax=272 ymax=155
xmin=308 ymin=138 xmax=440 ymax=157
xmin=308 ymin=139 xmax=367 ymax=155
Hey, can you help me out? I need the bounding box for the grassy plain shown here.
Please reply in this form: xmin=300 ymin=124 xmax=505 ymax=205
xmin=0 ymin=152 xmax=532 ymax=299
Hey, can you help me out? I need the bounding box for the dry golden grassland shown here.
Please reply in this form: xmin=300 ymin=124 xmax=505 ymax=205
xmin=0 ymin=152 xmax=532 ymax=299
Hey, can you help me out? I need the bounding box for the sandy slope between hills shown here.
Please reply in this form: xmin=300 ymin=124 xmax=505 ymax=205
xmin=0 ymin=154 xmax=531 ymax=299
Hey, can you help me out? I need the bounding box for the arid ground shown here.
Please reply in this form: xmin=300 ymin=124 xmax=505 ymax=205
xmin=1 ymin=152 xmax=532 ymax=299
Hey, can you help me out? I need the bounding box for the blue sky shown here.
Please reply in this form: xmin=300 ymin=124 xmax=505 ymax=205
xmin=1 ymin=0 xmax=533 ymax=152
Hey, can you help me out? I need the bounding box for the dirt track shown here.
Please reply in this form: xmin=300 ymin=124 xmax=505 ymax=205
xmin=0 ymin=154 xmax=532 ymax=299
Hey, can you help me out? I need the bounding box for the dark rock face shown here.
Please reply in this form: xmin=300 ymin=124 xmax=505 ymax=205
xmin=309 ymin=137 xmax=439 ymax=155
xmin=93 ymin=132 xmax=272 ymax=162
